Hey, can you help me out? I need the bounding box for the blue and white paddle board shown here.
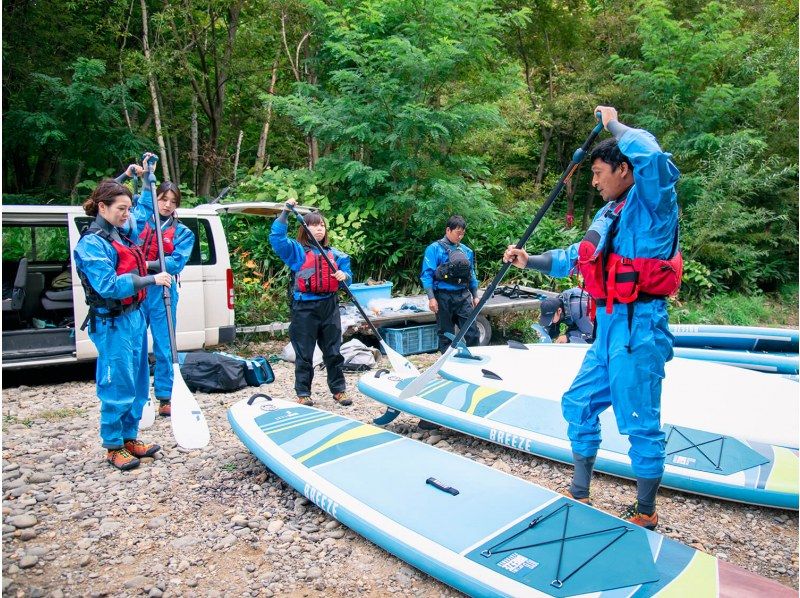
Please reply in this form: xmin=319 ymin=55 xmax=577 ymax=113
xmin=669 ymin=324 xmax=799 ymax=352
xmin=229 ymin=394 xmax=795 ymax=597
xmin=673 ymin=346 xmax=799 ymax=375
xmin=438 ymin=343 xmax=798 ymax=449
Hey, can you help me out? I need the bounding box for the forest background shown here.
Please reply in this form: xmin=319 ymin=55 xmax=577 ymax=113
xmin=3 ymin=0 xmax=798 ymax=327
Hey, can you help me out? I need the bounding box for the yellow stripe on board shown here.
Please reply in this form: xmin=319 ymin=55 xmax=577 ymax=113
xmin=765 ymin=447 xmax=799 ymax=494
xmin=466 ymin=386 xmax=500 ymax=415
xmin=654 ymin=552 xmax=718 ymax=597
xmin=298 ymin=424 xmax=385 ymax=464
xmin=264 ymin=413 xmax=338 ymax=436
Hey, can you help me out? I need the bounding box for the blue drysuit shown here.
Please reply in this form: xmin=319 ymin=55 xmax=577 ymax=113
xmin=269 ymin=216 xmax=353 ymax=396
xmin=541 ymin=127 xmax=678 ymax=478
xmin=133 ymin=189 xmax=195 ymax=400
xmin=421 ymin=239 xmax=480 ymax=351
xmin=74 ymin=217 xmax=152 ymax=449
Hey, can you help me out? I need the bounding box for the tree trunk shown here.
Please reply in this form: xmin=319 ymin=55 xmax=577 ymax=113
xmin=536 ymin=126 xmax=553 ymax=186
xmin=171 ymin=133 xmax=181 ymax=185
xmin=233 ymin=130 xmax=243 ymax=182
xmin=70 ymin=161 xmax=84 ymax=203
xmin=281 ymin=12 xmax=317 ymax=168
xmin=191 ymin=102 xmax=199 ymax=192
xmin=255 ymin=55 xmax=279 ymax=174
xmin=141 ymin=0 xmax=171 ymax=181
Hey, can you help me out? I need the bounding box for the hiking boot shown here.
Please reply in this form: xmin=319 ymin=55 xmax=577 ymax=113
xmin=124 ymin=439 xmax=161 ymax=459
xmin=107 ymin=448 xmax=140 ymax=471
xmin=296 ymin=395 xmax=314 ymax=406
xmin=560 ymin=489 xmax=592 ymax=505
xmin=621 ymin=502 xmax=659 ymax=530
xmin=333 ymin=392 xmax=352 ymax=406
xmin=158 ymin=401 xmax=171 ymax=417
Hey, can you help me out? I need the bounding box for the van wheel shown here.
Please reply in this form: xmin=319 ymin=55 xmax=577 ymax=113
xmin=474 ymin=315 xmax=492 ymax=346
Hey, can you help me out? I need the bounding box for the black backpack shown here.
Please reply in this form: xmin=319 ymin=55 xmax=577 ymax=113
xmin=179 ymin=351 xmax=248 ymax=393
xmin=434 ymin=240 xmax=472 ymax=285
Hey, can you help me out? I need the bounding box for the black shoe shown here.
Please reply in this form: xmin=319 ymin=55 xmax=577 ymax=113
xmin=417 ymin=419 xmax=439 ymax=431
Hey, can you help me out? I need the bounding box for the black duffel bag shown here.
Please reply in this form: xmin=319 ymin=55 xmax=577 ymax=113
xmin=179 ymin=351 xmax=248 ymax=393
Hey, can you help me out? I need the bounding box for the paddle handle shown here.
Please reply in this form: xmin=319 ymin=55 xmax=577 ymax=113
xmin=287 ymin=204 xmax=388 ymax=343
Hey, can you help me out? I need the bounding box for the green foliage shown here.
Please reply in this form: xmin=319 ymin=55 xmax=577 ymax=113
xmin=669 ymin=288 xmax=798 ymax=327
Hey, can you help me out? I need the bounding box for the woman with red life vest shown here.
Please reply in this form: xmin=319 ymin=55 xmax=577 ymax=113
xmin=132 ymin=173 xmax=196 ymax=418
xmin=504 ymin=106 xmax=681 ymax=530
xmin=270 ymin=198 xmax=353 ymax=407
xmin=74 ymin=179 xmax=172 ymax=470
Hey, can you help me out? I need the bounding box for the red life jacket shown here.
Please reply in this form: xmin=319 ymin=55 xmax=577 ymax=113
xmin=138 ymin=220 xmax=176 ymax=261
xmin=78 ymin=225 xmax=148 ymax=311
xmin=295 ymin=246 xmax=339 ymax=294
xmin=577 ymin=201 xmax=683 ymax=314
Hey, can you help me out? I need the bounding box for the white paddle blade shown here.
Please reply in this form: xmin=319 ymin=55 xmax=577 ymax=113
xmin=170 ymin=364 xmax=210 ymax=449
xmin=397 ymin=345 xmax=456 ymax=399
xmin=139 ymin=396 xmax=156 ymax=429
xmin=380 ymin=341 xmax=420 ymax=379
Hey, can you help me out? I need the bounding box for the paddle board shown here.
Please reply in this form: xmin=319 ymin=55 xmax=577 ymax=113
xmin=669 ymin=324 xmax=799 ymax=352
xmin=674 ymin=346 xmax=798 ymax=375
xmin=229 ymin=394 xmax=795 ymax=596
xmin=439 ymin=343 xmax=798 ymax=449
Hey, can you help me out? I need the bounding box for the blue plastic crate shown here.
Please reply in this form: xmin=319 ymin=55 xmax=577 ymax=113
xmin=349 ymin=282 xmax=393 ymax=307
xmin=382 ymin=324 xmax=439 ymax=356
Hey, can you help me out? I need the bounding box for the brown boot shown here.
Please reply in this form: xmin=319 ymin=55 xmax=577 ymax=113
xmin=158 ymin=401 xmax=171 ymax=417
xmin=560 ymin=489 xmax=592 ymax=505
xmin=124 ymin=439 xmax=161 ymax=459
xmin=296 ymin=395 xmax=314 ymax=406
xmin=107 ymin=448 xmax=140 ymax=471
xmin=333 ymin=392 xmax=352 ymax=406
xmin=620 ymin=503 xmax=659 ymax=530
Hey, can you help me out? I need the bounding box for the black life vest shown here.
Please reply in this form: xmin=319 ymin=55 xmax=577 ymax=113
xmin=77 ymin=224 xmax=148 ymax=331
xmin=434 ymin=240 xmax=472 ymax=286
xmin=577 ymin=200 xmax=683 ymax=314
xmin=294 ymin=246 xmax=339 ymax=294
xmin=138 ymin=218 xmax=177 ymax=261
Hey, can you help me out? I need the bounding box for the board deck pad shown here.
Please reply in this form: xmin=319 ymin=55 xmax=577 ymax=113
xmin=663 ymin=425 xmax=769 ymax=475
xmin=465 ymin=498 xmax=660 ymax=595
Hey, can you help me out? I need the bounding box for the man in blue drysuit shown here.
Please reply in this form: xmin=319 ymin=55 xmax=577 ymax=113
xmin=504 ymin=105 xmax=679 ymax=529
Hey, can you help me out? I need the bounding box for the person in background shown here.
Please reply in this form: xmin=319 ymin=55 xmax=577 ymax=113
xmin=420 ymin=215 xmax=481 ymax=353
xmin=504 ymin=105 xmax=680 ymax=530
xmin=539 ymin=288 xmax=595 ymax=344
xmin=270 ymin=198 xmax=354 ymax=407
xmin=74 ymin=179 xmax=171 ymax=470
xmin=132 ymin=175 xmax=195 ymax=417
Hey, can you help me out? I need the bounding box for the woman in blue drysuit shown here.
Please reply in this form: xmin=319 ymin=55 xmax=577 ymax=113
xmin=132 ymin=180 xmax=195 ymax=417
xmin=270 ymin=198 xmax=354 ymax=407
xmin=74 ymin=178 xmax=173 ymax=470
xmin=504 ymin=106 xmax=679 ymax=529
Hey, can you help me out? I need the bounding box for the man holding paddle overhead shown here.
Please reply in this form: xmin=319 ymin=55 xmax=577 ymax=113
xmin=504 ymin=106 xmax=682 ymax=530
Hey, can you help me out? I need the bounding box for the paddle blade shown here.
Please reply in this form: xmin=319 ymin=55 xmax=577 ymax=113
xmin=139 ymin=396 xmax=156 ymax=429
xmin=380 ymin=340 xmax=420 ymax=379
xmin=170 ymin=364 xmax=210 ymax=449
xmin=397 ymin=345 xmax=456 ymax=399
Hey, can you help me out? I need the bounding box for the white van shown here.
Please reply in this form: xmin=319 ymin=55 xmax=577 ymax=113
xmin=1 ymin=201 xmax=296 ymax=369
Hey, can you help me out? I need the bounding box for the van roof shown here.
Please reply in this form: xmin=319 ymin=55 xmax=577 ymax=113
xmin=0 ymin=201 xmax=315 ymax=223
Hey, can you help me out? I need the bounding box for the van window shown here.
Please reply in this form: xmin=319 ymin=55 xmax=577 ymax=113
xmin=2 ymin=225 xmax=69 ymax=262
xmin=179 ymin=218 xmax=216 ymax=266
xmin=73 ymin=216 xmax=216 ymax=266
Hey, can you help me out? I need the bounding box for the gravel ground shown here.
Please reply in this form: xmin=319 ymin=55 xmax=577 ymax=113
xmin=2 ymin=340 xmax=798 ymax=597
